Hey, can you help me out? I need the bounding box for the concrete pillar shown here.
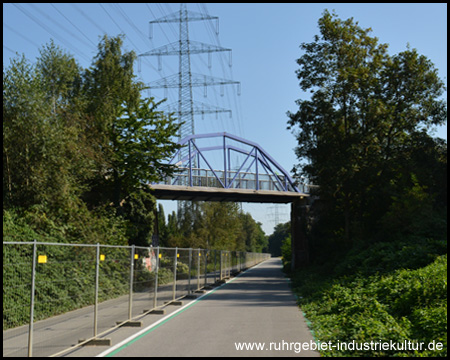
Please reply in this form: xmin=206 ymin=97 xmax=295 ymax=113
xmin=291 ymin=197 xmax=309 ymax=269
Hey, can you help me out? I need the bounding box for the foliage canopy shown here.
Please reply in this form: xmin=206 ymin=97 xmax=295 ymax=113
xmin=286 ymin=10 xmax=447 ymax=356
xmin=288 ymin=10 xmax=447 ymax=248
xmin=3 ymin=35 xmax=180 ymax=247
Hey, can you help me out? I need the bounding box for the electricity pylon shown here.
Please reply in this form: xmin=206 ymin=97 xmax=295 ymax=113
xmin=139 ymin=3 xmax=240 ymax=161
xmin=140 ymin=4 xmax=241 ymax=223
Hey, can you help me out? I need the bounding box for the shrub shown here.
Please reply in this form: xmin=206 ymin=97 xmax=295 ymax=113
xmin=292 ymin=255 xmax=447 ymax=357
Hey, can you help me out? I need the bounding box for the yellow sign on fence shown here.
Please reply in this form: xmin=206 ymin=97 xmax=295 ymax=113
xmin=38 ymin=255 xmax=47 ymax=264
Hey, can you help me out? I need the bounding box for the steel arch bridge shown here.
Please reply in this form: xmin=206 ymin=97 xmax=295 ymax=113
xmin=150 ymin=132 xmax=310 ymax=203
xmin=150 ymin=132 xmax=312 ymax=268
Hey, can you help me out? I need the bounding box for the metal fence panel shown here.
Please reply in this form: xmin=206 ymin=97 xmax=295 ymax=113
xmin=3 ymin=242 xmax=34 ymax=357
xmin=3 ymin=241 xmax=270 ymax=357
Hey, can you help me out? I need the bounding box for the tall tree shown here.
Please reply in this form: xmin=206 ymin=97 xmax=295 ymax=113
xmin=82 ymin=35 xmax=180 ymax=246
xmin=3 ymin=46 xmax=88 ymax=212
xmin=197 ymin=202 xmax=242 ymax=250
xmin=237 ymin=212 xmax=268 ymax=252
xmin=3 ymin=55 xmax=50 ymax=208
xmin=83 ymin=35 xmax=180 ymax=208
xmin=163 ymin=202 xmax=266 ymax=252
xmin=268 ymin=222 xmax=291 ymax=257
xmin=110 ymin=98 xmax=181 ymax=207
xmin=82 ymin=34 xmax=142 ymax=207
xmin=34 ymin=41 xmax=96 ymax=210
xmin=3 ymin=37 xmax=182 ymax=247
xmin=36 ymin=40 xmax=82 ymax=115
xmin=288 ymin=10 xmax=447 ymax=246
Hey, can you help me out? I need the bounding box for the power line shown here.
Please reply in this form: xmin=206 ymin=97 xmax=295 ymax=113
xmin=71 ymin=4 xmax=107 ymax=36
xmin=11 ymin=3 xmax=91 ymax=62
xmin=4 ymin=23 xmax=41 ymax=49
xmin=197 ymin=3 xmax=244 ymax=138
xmin=3 ymin=45 xmax=17 ymax=56
xmin=29 ymin=3 xmax=93 ymax=48
xmin=50 ymin=4 xmax=97 ymax=47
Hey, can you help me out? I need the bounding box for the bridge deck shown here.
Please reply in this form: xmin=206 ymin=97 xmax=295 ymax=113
xmin=150 ymin=184 xmax=307 ymax=203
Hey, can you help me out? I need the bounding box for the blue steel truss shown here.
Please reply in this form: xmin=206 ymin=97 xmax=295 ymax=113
xmin=160 ymin=132 xmax=301 ymax=193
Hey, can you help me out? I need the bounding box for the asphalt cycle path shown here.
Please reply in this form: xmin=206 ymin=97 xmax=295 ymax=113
xmin=101 ymin=258 xmax=319 ymax=357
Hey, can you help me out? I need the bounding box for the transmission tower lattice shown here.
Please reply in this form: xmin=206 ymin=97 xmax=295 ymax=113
xmin=139 ymin=4 xmax=240 ymax=162
xmin=267 ymin=204 xmax=288 ymax=229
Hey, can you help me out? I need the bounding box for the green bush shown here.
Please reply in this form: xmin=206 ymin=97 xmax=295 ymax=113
xmin=281 ymin=235 xmax=292 ymax=271
xmin=292 ymin=255 xmax=447 ymax=357
xmin=3 ymin=209 xmax=130 ymax=329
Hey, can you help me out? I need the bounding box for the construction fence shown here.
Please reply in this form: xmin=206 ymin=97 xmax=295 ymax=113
xmin=3 ymin=241 xmax=270 ymax=357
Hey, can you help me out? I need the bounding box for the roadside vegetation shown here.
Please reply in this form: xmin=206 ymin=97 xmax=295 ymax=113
xmin=281 ymin=236 xmax=447 ymax=357
xmin=274 ymin=9 xmax=447 ymax=357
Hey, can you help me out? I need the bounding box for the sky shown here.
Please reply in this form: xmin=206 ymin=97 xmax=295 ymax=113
xmin=3 ymin=3 xmax=447 ymax=235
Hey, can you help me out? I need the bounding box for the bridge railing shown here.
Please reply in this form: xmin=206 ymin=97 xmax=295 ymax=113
xmin=161 ymin=167 xmax=316 ymax=194
xmin=161 ymin=167 xmax=303 ymax=192
xmin=3 ymin=240 xmax=270 ymax=357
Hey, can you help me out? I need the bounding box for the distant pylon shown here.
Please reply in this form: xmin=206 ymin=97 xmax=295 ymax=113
xmin=268 ymin=204 xmax=288 ymax=229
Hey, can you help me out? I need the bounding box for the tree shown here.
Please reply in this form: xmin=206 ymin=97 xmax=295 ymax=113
xmin=82 ymin=35 xmax=181 ymax=246
xmin=82 ymin=34 xmax=142 ymax=208
xmin=83 ymin=35 xmax=141 ymax=132
xmin=156 ymin=203 xmax=168 ymax=246
xmin=109 ymin=98 xmax=181 ymax=207
xmin=268 ymin=222 xmax=291 ymax=257
xmin=4 ymin=36 xmax=181 ymax=247
xmin=84 ymin=35 xmax=181 ymax=209
xmin=36 ymin=40 xmax=83 ymax=115
xmin=34 ymin=41 xmax=96 ymax=211
xmin=3 ymin=46 xmax=88 ymax=212
xmin=162 ymin=202 xmax=266 ymax=252
xmin=288 ymin=10 xmax=447 ymax=247
xmin=237 ymin=212 xmax=268 ymax=252
xmin=120 ymin=188 xmax=155 ymax=247
xmin=198 ymin=202 xmax=242 ymax=250
xmin=3 ymin=54 xmax=50 ymax=208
